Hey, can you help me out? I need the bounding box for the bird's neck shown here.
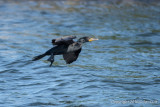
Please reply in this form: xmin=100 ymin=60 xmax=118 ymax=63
xmin=77 ymin=41 xmax=85 ymax=45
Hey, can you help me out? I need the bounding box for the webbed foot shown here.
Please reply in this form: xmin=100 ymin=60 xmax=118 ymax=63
xmin=47 ymin=54 xmax=54 ymax=67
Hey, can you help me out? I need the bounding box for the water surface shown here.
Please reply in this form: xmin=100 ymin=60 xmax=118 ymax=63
xmin=0 ymin=0 xmax=160 ymax=107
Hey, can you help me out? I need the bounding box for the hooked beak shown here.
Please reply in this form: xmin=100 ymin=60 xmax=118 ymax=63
xmin=89 ymin=38 xmax=99 ymax=42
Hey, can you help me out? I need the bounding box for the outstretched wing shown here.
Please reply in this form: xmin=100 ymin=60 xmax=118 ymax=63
xmin=63 ymin=48 xmax=81 ymax=64
xmin=52 ymin=36 xmax=76 ymax=45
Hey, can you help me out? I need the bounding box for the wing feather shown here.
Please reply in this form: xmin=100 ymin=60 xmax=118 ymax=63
xmin=52 ymin=36 xmax=76 ymax=45
xmin=63 ymin=48 xmax=81 ymax=64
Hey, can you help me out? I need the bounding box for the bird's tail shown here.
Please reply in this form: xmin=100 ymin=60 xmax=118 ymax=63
xmin=32 ymin=53 xmax=46 ymax=61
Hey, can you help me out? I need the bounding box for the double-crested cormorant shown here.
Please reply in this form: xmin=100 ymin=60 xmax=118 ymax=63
xmin=32 ymin=36 xmax=98 ymax=66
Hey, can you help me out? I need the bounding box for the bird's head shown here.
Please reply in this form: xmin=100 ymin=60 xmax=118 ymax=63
xmin=77 ymin=37 xmax=98 ymax=44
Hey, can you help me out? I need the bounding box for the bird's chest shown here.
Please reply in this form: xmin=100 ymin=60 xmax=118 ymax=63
xmin=67 ymin=43 xmax=81 ymax=52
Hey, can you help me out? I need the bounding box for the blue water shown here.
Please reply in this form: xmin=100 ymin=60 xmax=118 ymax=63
xmin=0 ymin=0 xmax=160 ymax=107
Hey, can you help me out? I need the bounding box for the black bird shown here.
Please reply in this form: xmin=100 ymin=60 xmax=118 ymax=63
xmin=32 ymin=36 xmax=98 ymax=66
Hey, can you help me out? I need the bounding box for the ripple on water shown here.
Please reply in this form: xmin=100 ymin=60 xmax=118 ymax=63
xmin=28 ymin=102 xmax=58 ymax=106
xmin=0 ymin=69 xmax=19 ymax=74
xmin=56 ymin=82 xmax=69 ymax=87
xmin=82 ymin=85 xmax=100 ymax=89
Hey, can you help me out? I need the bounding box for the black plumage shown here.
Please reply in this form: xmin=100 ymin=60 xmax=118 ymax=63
xmin=32 ymin=36 xmax=98 ymax=66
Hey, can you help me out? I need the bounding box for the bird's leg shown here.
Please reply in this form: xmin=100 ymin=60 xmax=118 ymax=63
xmin=47 ymin=53 xmax=54 ymax=67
